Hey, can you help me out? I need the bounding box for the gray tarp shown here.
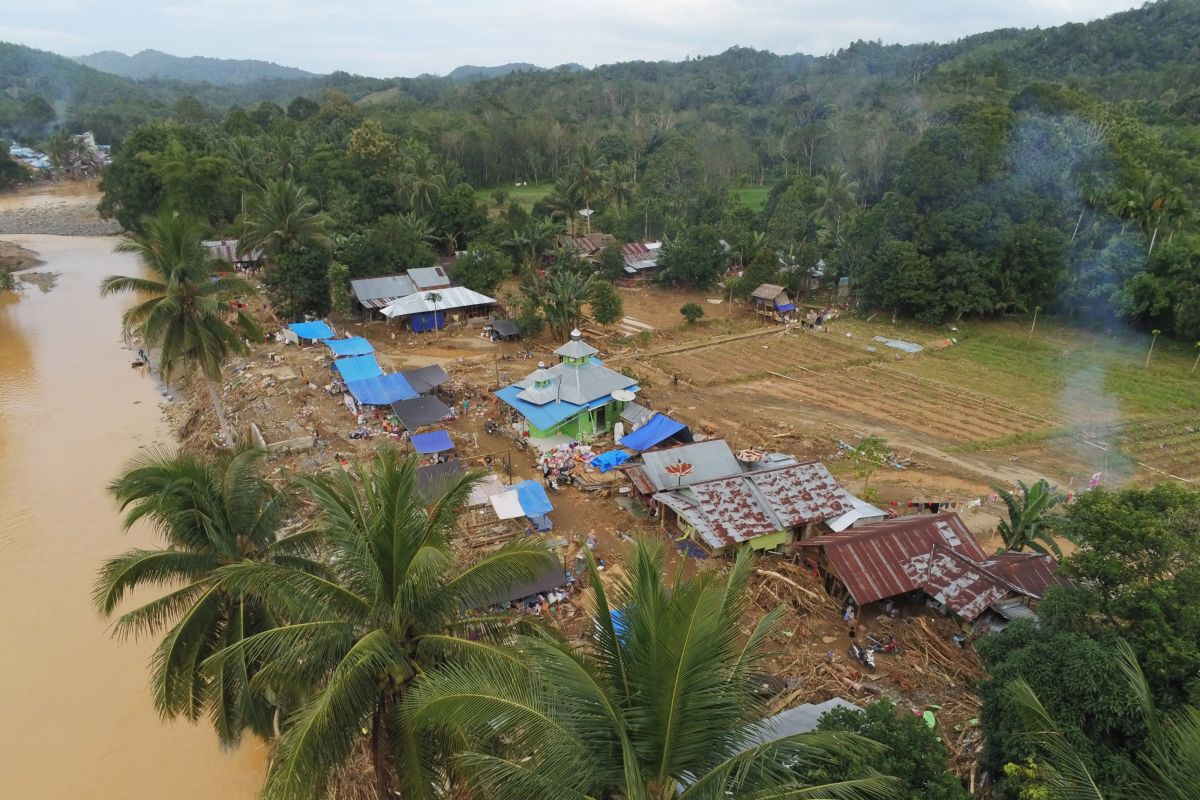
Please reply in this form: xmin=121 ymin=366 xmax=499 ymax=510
xmin=401 ymin=364 xmax=451 ymax=394
xmin=391 ymin=395 xmax=453 ymax=430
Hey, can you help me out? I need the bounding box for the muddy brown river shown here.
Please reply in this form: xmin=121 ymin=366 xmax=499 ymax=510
xmin=0 ymin=233 xmax=265 ymax=796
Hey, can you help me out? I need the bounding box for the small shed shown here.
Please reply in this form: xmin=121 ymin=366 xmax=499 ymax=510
xmin=749 ymin=284 xmax=795 ymax=319
xmin=286 ymin=320 xmax=335 ymax=345
xmin=484 ymin=319 xmax=521 ymax=342
xmin=400 ymin=364 xmax=451 ymax=394
xmin=323 ymin=336 xmax=375 ymax=357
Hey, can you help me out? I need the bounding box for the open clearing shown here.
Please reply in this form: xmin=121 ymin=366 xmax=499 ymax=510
xmin=627 ymin=310 xmax=1200 ymax=492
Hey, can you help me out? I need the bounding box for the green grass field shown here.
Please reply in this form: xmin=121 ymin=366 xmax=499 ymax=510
xmin=732 ymin=185 xmax=774 ymax=212
xmin=473 ymin=182 xmax=553 ymax=213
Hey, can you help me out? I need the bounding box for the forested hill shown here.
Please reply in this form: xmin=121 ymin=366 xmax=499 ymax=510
xmin=76 ymin=49 xmax=317 ymax=85
xmin=445 ymin=63 xmax=585 ymax=81
xmin=19 ymin=0 xmax=1200 ymax=340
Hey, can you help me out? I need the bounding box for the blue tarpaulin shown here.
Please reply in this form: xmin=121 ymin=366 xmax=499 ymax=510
xmin=288 ymin=320 xmax=334 ymax=340
xmin=324 ymin=337 xmax=375 ymax=357
xmin=775 ymin=302 xmax=796 ymax=313
xmin=333 ymin=355 xmax=383 ymax=382
xmin=619 ymin=413 xmax=687 ymax=451
xmin=590 ymin=450 xmax=630 ymax=473
xmin=411 ymin=429 xmax=454 ymax=454
xmin=345 ymin=373 xmax=418 ymax=405
xmin=514 ymin=479 xmax=554 ymax=517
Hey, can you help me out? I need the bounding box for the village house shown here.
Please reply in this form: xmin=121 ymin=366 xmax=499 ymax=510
xmin=750 ymin=283 xmax=796 ymax=320
xmin=625 ymin=439 xmax=880 ymax=555
xmin=621 ymin=242 xmax=660 ymax=282
xmin=800 ymin=512 xmax=1064 ymax=624
xmin=381 ymin=285 xmax=498 ymax=332
xmin=202 ymin=239 xmax=264 ymax=271
xmin=495 ymin=330 xmax=638 ymax=442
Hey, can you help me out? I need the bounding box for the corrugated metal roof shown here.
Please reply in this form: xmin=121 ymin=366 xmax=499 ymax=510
xmin=639 ymin=440 xmax=742 ymax=491
xmin=746 ymin=462 xmax=855 ymax=527
xmin=620 ymin=401 xmax=654 ymax=426
xmin=979 ymin=552 xmax=1065 ymax=599
xmin=381 ymin=286 xmax=497 ymax=317
xmin=905 ymin=544 xmax=1014 ymax=621
xmin=804 ymin=513 xmax=986 ymax=606
xmin=351 ymin=274 xmax=417 ymax=304
xmin=202 ymin=239 xmax=262 ymax=264
xmin=408 ymin=266 xmax=452 ymax=290
xmin=625 ymin=465 xmax=655 ymax=495
xmin=512 ymin=360 xmax=635 ymax=407
xmin=652 ymin=460 xmax=860 ymax=550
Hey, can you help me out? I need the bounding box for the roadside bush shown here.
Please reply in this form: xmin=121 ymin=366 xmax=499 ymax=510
xmin=680 ymin=302 xmax=704 ymax=323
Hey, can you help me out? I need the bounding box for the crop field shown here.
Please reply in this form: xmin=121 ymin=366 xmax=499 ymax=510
xmin=649 ymin=316 xmax=1200 ymax=488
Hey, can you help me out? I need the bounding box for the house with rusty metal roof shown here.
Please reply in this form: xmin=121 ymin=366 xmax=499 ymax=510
xmin=801 ymin=513 xmax=1061 ymax=621
xmin=649 ymin=457 xmax=864 ymax=555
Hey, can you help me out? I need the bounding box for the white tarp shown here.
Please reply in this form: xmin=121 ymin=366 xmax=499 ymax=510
xmin=827 ymin=495 xmax=888 ymax=533
xmin=468 ymin=474 xmax=506 ymax=507
xmin=381 ymin=286 xmax=497 ymax=318
xmin=490 ymin=490 xmax=525 ymax=520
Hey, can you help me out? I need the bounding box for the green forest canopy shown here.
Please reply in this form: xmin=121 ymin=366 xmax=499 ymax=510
xmin=11 ymin=0 xmax=1200 ymax=338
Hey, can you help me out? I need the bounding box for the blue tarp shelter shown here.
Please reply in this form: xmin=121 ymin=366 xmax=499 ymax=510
xmin=288 ymin=320 xmax=334 ymax=340
xmin=619 ymin=413 xmax=687 ymax=451
xmin=514 ymin=479 xmax=554 ymax=517
xmin=775 ymin=301 xmax=796 ymax=313
xmin=410 ymin=311 xmax=445 ymax=333
xmin=345 ymin=373 xmax=418 ymax=405
xmin=411 ymin=429 xmax=454 ymax=454
xmin=333 ymin=355 xmax=383 ymax=382
xmin=324 ymin=337 xmax=375 ymax=357
xmin=611 ymin=608 xmax=630 ymax=638
xmin=590 ymin=450 xmax=630 ymax=472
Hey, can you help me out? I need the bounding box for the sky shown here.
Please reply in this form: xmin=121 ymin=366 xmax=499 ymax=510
xmin=0 ymin=0 xmax=1144 ymax=78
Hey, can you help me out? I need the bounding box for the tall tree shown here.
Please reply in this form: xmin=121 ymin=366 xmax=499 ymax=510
xmin=238 ymin=178 xmax=332 ymax=262
xmin=408 ymin=539 xmax=897 ymax=800
xmin=95 ymin=446 xmax=322 ymax=745
xmin=1008 ymin=641 xmax=1200 ymax=800
xmin=208 ymin=449 xmax=557 ymax=800
xmin=100 ymin=208 xmax=260 ymax=446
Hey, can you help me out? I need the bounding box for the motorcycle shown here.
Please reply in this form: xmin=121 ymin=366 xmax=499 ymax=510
xmin=484 ymin=419 xmax=500 ymax=435
xmin=867 ymin=633 xmax=903 ymax=655
xmin=848 ymin=642 xmax=876 ymax=672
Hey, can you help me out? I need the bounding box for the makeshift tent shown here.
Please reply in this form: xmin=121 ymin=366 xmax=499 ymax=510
xmin=345 ymin=373 xmax=417 ymax=405
xmin=775 ymin=300 xmax=796 ymax=313
xmin=619 ymin=413 xmax=687 ymax=451
xmin=287 ymin=320 xmax=334 ymax=341
xmin=514 ymin=480 xmax=554 ymax=517
xmin=469 ymin=563 xmax=566 ymax=608
xmin=416 ymin=459 xmax=463 ymax=504
xmin=490 ymin=491 xmax=525 ymax=520
xmin=411 ymin=429 xmax=454 ymax=454
xmin=489 ymin=479 xmax=554 ymax=531
xmin=401 ymin=364 xmax=451 ymax=394
xmin=590 ymin=450 xmax=630 ymax=473
xmin=390 ymin=395 xmax=452 ymax=430
xmin=468 ymin=474 xmax=506 ymax=506
xmin=333 ymin=354 xmax=383 ymax=382
xmin=324 ymin=337 xmax=375 ymax=357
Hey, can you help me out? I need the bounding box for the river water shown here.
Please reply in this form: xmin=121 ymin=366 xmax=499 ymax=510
xmin=0 ymin=233 xmax=265 ymax=797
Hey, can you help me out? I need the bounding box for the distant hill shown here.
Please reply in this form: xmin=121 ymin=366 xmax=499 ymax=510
xmin=445 ymin=62 xmax=585 ymax=81
xmin=76 ymin=49 xmax=317 ymax=85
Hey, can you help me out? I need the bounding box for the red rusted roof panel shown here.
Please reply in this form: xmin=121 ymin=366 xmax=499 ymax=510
xmin=747 ymin=462 xmax=853 ymax=526
xmin=980 ymin=552 xmax=1065 ymax=599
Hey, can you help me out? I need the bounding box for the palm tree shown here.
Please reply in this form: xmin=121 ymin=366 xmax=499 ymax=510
xmin=408 ymin=539 xmax=897 ymax=800
xmin=208 ymin=448 xmax=558 ymax=800
xmin=811 ymin=167 xmax=860 ymax=251
xmin=534 ymin=268 xmax=599 ymax=340
xmin=400 ymin=146 xmax=448 ymax=216
xmin=100 ymin=208 xmax=260 ymax=446
xmin=992 ymin=479 xmax=1067 ymax=557
xmin=237 ymin=178 xmax=333 ymax=262
xmin=545 ymin=177 xmax=584 ymax=235
xmin=604 ymin=161 xmax=635 ymax=210
xmin=1009 ymin=641 xmax=1200 ymax=800
xmin=227 ymin=135 xmax=261 ymax=214
xmin=571 ymin=143 xmax=609 ymax=232
xmin=95 ymin=445 xmax=323 ymax=745
xmin=424 ymin=291 xmax=443 ymax=336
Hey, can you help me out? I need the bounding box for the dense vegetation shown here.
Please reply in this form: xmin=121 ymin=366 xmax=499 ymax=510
xmin=49 ymin=0 xmax=1195 ymax=339
xmin=977 ymin=483 xmax=1200 ymax=798
xmin=76 ymin=49 xmax=318 ymax=85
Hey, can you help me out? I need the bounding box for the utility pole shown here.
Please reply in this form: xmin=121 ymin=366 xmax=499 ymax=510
xmin=1027 ymin=306 xmax=1040 ymax=343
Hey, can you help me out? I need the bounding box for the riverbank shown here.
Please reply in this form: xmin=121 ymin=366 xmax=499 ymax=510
xmin=0 ymin=181 xmax=121 ymax=236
